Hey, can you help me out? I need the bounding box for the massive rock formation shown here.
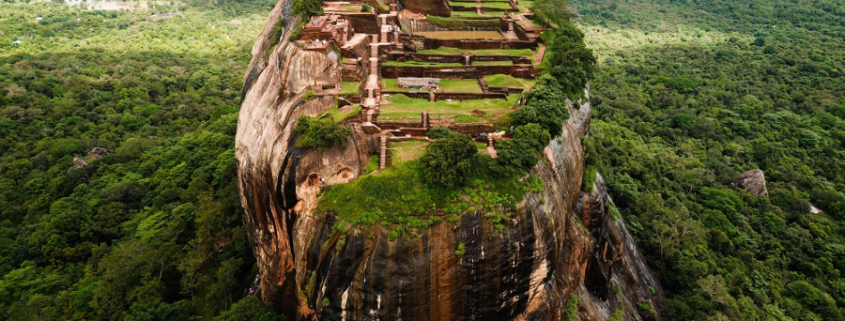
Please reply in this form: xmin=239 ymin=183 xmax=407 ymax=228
xmin=235 ymin=1 xmax=663 ymax=320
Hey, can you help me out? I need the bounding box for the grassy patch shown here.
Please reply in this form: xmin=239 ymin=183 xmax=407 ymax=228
xmin=316 ymin=160 xmax=531 ymax=232
xmin=383 ymin=93 xmax=519 ymax=113
xmin=364 ymin=155 xmax=379 ymax=173
xmin=383 ymin=79 xmax=481 ymax=93
xmin=455 ymin=114 xmax=481 ymax=123
xmin=340 ymin=81 xmax=360 ymax=94
xmin=473 ymin=60 xmax=513 ymax=66
xmin=381 ymin=78 xmax=415 ymax=92
xmin=374 ymin=0 xmax=390 ymax=11
xmin=325 ymin=105 xmax=361 ymax=122
xmin=484 ymin=74 xmax=523 ymax=88
xmin=382 ymin=60 xmax=463 ymax=67
xmin=426 ymin=15 xmax=501 ymax=29
xmin=417 ymin=47 xmax=536 ymax=60
xmin=450 ymin=10 xmax=507 ymax=17
xmin=414 ymin=31 xmax=504 ymax=40
xmin=582 ymin=165 xmax=597 ymax=192
xmin=440 ymin=79 xmax=483 ymax=93
xmin=391 ymin=141 xmax=429 ymax=163
xmin=450 ymin=1 xmax=512 ymax=9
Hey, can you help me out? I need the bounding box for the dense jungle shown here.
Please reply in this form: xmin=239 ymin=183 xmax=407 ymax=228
xmin=574 ymin=0 xmax=845 ymax=320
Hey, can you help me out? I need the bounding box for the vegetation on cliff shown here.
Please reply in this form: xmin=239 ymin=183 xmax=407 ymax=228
xmin=0 ymin=1 xmax=284 ymax=320
xmin=295 ymin=116 xmax=352 ymax=151
xmin=573 ymin=0 xmax=845 ymax=319
xmin=420 ymin=133 xmax=478 ymax=186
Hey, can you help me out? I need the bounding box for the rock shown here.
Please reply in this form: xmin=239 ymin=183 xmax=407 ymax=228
xmin=67 ymin=157 xmax=88 ymax=173
xmin=737 ymin=169 xmax=768 ymax=196
xmin=235 ymin=1 xmax=663 ymax=320
xmin=88 ymin=147 xmax=114 ymax=159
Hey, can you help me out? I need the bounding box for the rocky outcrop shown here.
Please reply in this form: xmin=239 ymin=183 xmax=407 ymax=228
xmin=236 ymin=2 xmax=662 ymax=320
xmin=737 ymin=169 xmax=768 ymax=196
xmin=574 ymin=174 xmax=663 ymax=321
xmin=88 ymin=147 xmax=113 ymax=159
xmin=67 ymin=157 xmax=88 ymax=173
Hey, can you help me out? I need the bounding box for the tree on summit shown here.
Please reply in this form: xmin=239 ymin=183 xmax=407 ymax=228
xmin=420 ymin=133 xmax=478 ymax=187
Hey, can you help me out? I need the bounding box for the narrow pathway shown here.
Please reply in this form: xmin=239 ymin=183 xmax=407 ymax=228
xmin=515 ymin=78 xmax=531 ymax=91
xmin=478 ymin=77 xmax=490 ymax=93
xmin=363 ymin=4 xmax=401 ymax=123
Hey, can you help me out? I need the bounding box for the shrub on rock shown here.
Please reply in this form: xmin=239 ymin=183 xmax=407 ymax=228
xmin=420 ymin=133 xmax=477 ymax=186
xmin=295 ymin=116 xmax=352 ymax=151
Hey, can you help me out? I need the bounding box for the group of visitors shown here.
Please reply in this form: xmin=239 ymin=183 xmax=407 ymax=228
xmin=307 ymin=39 xmax=328 ymax=48
xmin=307 ymin=176 xmax=326 ymax=187
xmin=248 ymin=273 xmax=261 ymax=296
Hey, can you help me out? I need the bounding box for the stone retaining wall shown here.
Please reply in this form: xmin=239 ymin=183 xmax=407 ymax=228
xmin=447 ymin=123 xmax=496 ymax=136
xmin=488 ymin=87 xmax=525 ymax=94
xmin=376 ymin=121 xmax=424 ymax=130
xmin=401 ymin=0 xmax=451 ymax=16
xmin=340 ymin=14 xmax=381 ymax=34
xmin=399 ymin=35 xmax=538 ymax=50
xmin=381 ymin=91 xmax=509 ymax=100
xmin=386 ymin=52 xmax=531 ymax=65
xmin=381 ymin=65 xmax=535 ymax=79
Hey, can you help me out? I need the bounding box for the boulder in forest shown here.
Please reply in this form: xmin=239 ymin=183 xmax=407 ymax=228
xmin=67 ymin=157 xmax=88 ymax=173
xmin=88 ymin=147 xmax=114 ymax=159
xmin=737 ymin=169 xmax=768 ymax=196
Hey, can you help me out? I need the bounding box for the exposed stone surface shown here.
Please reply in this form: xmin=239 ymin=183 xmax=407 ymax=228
xmin=67 ymin=157 xmax=88 ymax=173
xmin=236 ymin=2 xmax=663 ymax=320
xmin=737 ymin=169 xmax=768 ymax=196
xmin=88 ymin=147 xmax=114 ymax=159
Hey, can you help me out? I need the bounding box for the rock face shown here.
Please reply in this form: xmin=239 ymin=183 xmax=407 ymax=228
xmin=88 ymin=147 xmax=113 ymax=159
xmin=67 ymin=157 xmax=88 ymax=173
xmin=235 ymin=2 xmax=663 ymax=320
xmin=737 ymin=169 xmax=768 ymax=196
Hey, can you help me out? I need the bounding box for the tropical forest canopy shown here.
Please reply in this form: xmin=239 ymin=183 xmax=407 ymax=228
xmin=571 ymin=0 xmax=845 ymax=319
xmin=0 ymin=0 xmax=285 ymax=320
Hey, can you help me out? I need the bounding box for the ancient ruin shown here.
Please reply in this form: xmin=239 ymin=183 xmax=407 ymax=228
xmin=236 ymin=0 xmax=664 ymax=319
xmin=290 ymin=0 xmax=547 ymax=149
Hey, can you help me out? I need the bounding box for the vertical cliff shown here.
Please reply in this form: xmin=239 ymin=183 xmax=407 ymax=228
xmin=236 ymin=1 xmax=663 ymax=320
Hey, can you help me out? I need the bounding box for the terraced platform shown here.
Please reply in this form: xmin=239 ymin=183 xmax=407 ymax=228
xmin=298 ymin=0 xmax=548 ymax=164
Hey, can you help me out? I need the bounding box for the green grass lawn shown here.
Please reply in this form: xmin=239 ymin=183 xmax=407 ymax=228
xmin=382 ymin=78 xmax=415 ymax=92
xmin=340 ymin=81 xmax=360 ymax=94
xmin=473 ymin=60 xmax=514 ymax=66
xmin=483 ymin=75 xmax=537 ymax=90
xmin=391 ymin=141 xmax=429 ymax=163
xmin=315 ymin=160 xmax=535 ymax=231
xmin=517 ymin=0 xmax=533 ymax=13
xmin=484 ymin=74 xmax=523 ymax=88
xmin=325 ymin=105 xmax=362 ymax=122
xmin=382 ymin=60 xmax=463 ymax=67
xmin=455 ymin=114 xmax=482 ymax=123
xmin=440 ymin=79 xmax=483 ymax=93
xmin=450 ymin=11 xmax=507 ymax=17
xmin=382 ymin=79 xmax=482 ymax=93
xmin=416 ymin=47 xmax=537 ymax=63
xmin=382 ymin=94 xmax=520 ymax=113
xmin=450 ymin=1 xmax=512 ymax=9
